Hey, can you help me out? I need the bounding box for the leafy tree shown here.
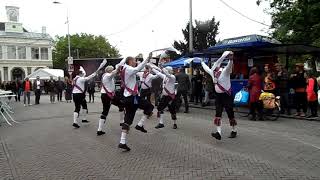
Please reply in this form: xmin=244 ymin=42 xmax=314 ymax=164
xmin=173 ymin=17 xmax=220 ymax=54
xmin=53 ymin=33 xmax=120 ymax=69
xmin=257 ymin=0 xmax=320 ymax=47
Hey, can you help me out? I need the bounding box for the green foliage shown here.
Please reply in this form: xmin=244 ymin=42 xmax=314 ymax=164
xmin=53 ymin=33 xmax=120 ymax=69
xmin=173 ymin=17 xmax=220 ymax=54
xmin=257 ymin=0 xmax=320 ymax=47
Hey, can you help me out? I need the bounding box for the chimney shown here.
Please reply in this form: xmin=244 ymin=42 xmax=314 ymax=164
xmin=42 ymin=26 xmax=46 ymax=34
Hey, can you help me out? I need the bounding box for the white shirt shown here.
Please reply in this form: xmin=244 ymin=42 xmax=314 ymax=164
xmin=36 ymin=80 xmax=41 ymax=90
xmin=100 ymin=70 xmax=117 ymax=94
xmin=152 ymin=69 xmax=176 ymax=96
xmin=121 ymin=59 xmax=148 ymax=97
xmin=137 ymin=71 xmax=158 ymax=89
xmin=72 ymin=73 xmax=96 ymax=94
xmin=201 ymin=52 xmax=233 ymax=94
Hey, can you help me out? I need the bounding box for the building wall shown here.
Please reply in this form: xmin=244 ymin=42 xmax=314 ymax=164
xmin=0 ymin=37 xmax=53 ymax=81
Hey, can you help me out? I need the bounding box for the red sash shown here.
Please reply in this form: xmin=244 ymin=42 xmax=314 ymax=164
xmin=72 ymin=77 xmax=84 ymax=93
xmin=163 ymin=78 xmax=175 ymax=99
xmin=102 ymin=83 xmax=115 ymax=99
xmin=120 ymin=67 xmax=138 ymax=96
xmin=213 ymin=68 xmax=231 ymax=96
xmin=142 ymin=72 xmax=150 ymax=89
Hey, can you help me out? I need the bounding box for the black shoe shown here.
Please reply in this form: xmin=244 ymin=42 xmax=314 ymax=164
xmin=135 ymin=125 xmax=147 ymax=133
xmin=82 ymin=120 xmax=90 ymax=123
xmin=155 ymin=123 xmax=165 ymax=129
xmin=228 ymin=131 xmax=237 ymax=138
xmin=97 ymin=131 xmax=106 ymax=136
xmin=120 ymin=122 xmax=124 ymax=127
xmin=72 ymin=123 xmax=80 ymax=128
xmin=211 ymin=132 xmax=221 ymax=140
xmin=118 ymin=143 xmax=131 ymax=151
xmin=173 ymin=124 xmax=177 ymax=129
xmin=184 ymin=110 xmax=189 ymax=113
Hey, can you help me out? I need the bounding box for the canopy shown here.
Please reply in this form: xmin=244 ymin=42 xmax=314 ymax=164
xmin=27 ymin=69 xmax=64 ymax=80
xmin=163 ymin=57 xmax=206 ymax=68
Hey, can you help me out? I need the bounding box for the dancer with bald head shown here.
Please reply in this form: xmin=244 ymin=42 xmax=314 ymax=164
xmin=118 ymin=54 xmax=154 ymax=151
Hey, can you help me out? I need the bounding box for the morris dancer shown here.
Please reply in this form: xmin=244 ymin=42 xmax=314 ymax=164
xmin=138 ymin=66 xmax=158 ymax=103
xmin=118 ymin=55 xmax=154 ymax=151
xmin=72 ymin=60 xmax=106 ymax=128
xmin=150 ymin=65 xmax=178 ymax=129
xmin=200 ymin=51 xmax=237 ymax=140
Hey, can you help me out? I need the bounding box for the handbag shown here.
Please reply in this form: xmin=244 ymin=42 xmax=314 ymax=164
xmin=234 ymin=89 xmax=249 ymax=105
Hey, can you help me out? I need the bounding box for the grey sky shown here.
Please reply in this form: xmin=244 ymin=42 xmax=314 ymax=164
xmin=0 ymin=0 xmax=271 ymax=57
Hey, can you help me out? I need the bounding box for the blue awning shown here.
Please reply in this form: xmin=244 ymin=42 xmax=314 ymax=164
xmin=163 ymin=57 xmax=207 ymax=68
xmin=206 ymin=34 xmax=281 ymax=53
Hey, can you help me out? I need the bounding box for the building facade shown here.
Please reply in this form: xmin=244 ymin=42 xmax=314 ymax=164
xmin=0 ymin=6 xmax=53 ymax=82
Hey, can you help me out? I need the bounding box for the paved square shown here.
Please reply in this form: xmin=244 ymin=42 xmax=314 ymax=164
xmin=0 ymin=95 xmax=320 ymax=180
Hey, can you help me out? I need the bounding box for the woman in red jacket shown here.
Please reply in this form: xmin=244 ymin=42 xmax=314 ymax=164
xmin=247 ymin=67 xmax=263 ymax=120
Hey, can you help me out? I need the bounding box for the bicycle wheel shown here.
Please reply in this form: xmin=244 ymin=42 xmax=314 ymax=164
xmin=263 ymin=104 xmax=281 ymax=121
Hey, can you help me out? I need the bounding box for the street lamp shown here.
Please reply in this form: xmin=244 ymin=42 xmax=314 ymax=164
xmin=189 ymin=0 xmax=193 ymax=53
xmin=53 ymin=1 xmax=73 ymax=77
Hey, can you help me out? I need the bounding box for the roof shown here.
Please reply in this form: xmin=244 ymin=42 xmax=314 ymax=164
xmin=0 ymin=31 xmax=52 ymax=40
xmin=0 ymin=22 xmax=29 ymax=32
xmin=205 ymin=34 xmax=320 ymax=55
xmin=27 ymin=68 xmax=64 ymax=80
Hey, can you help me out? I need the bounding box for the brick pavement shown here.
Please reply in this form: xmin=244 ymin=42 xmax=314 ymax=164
xmin=0 ymin=95 xmax=319 ymax=179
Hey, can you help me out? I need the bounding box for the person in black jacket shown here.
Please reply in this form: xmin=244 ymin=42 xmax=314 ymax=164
xmin=290 ymin=63 xmax=307 ymax=117
xmin=56 ymin=77 xmax=65 ymax=102
xmin=48 ymin=76 xmax=56 ymax=103
xmin=191 ymin=69 xmax=203 ymax=105
xmin=87 ymin=80 xmax=95 ymax=103
xmin=175 ymin=67 xmax=191 ymax=113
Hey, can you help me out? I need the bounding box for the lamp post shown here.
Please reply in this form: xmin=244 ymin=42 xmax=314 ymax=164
xmin=189 ymin=0 xmax=193 ymax=54
xmin=53 ymin=1 xmax=73 ymax=77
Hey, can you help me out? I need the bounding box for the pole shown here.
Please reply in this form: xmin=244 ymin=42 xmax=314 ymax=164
xmin=67 ymin=9 xmax=71 ymax=58
xmin=189 ymin=0 xmax=193 ymax=54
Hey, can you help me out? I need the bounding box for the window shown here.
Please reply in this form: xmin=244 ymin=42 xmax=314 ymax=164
xmin=17 ymin=46 xmax=26 ymax=59
xmin=7 ymin=46 xmax=16 ymax=59
xmin=31 ymin=47 xmax=39 ymax=59
xmin=40 ymin=48 xmax=48 ymax=60
xmin=0 ymin=46 xmax=2 ymax=59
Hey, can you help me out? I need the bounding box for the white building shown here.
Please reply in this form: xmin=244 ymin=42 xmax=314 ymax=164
xmin=0 ymin=6 xmax=53 ymax=82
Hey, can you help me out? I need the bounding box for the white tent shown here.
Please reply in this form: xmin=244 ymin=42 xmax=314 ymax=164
xmin=27 ymin=68 xmax=65 ymax=80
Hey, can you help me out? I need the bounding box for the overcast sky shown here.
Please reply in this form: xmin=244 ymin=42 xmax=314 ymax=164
xmin=0 ymin=0 xmax=271 ymax=57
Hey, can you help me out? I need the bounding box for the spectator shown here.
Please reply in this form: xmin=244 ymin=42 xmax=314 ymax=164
xmin=87 ymin=80 xmax=96 ymax=103
xmin=48 ymin=76 xmax=56 ymax=103
xmin=290 ymin=63 xmax=307 ymax=117
xmin=56 ymin=77 xmax=65 ymax=102
xmin=263 ymin=64 xmax=276 ymax=94
xmin=192 ymin=69 xmax=203 ymax=105
xmin=247 ymin=67 xmax=262 ymax=120
xmin=13 ymin=79 xmax=21 ymax=102
xmin=65 ymin=77 xmax=73 ymax=103
xmin=275 ymin=63 xmax=290 ymax=115
xmin=22 ymin=77 xmax=32 ymax=106
xmin=202 ymin=73 xmax=214 ymax=107
xmin=33 ymin=76 xmax=43 ymax=105
xmin=306 ymin=72 xmax=318 ymax=118
xmin=175 ymin=67 xmax=191 ymax=113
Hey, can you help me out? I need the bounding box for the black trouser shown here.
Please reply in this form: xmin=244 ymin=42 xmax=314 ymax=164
xmin=249 ymin=101 xmax=263 ymax=118
xmin=215 ymin=93 xmax=234 ymax=119
xmin=295 ymin=92 xmax=307 ymax=113
xmin=100 ymin=93 xmax=125 ymax=119
xmin=194 ymin=89 xmax=202 ymax=104
xmin=309 ymin=100 xmax=318 ymax=116
xmin=14 ymin=91 xmax=20 ymax=102
xmin=35 ymin=89 xmax=41 ymax=104
xmin=154 ymin=90 xmax=161 ymax=106
xmin=73 ymin=93 xmax=87 ymax=113
xmin=57 ymin=90 xmax=63 ymax=101
xmin=89 ymin=92 xmax=95 ymax=102
xmin=140 ymin=88 xmax=151 ymax=103
xmin=278 ymin=91 xmax=289 ymax=113
xmin=176 ymin=90 xmax=189 ymax=112
xmin=122 ymin=96 xmax=154 ymax=130
xmin=157 ymin=95 xmax=177 ymax=120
